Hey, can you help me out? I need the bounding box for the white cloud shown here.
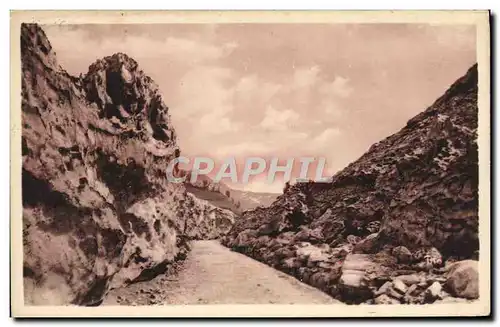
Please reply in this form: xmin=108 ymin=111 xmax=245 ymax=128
xmin=214 ymin=142 xmax=273 ymax=158
xmin=260 ymin=106 xmax=300 ymax=132
xmin=199 ymin=112 xmax=242 ymax=135
xmin=321 ymin=101 xmax=344 ymax=118
xmin=43 ymin=27 xmax=238 ymax=74
xmin=240 ymin=176 xmax=284 ymax=193
xmin=233 ymin=75 xmax=281 ymax=105
xmin=161 ymin=37 xmax=234 ymax=63
xmin=312 ymin=128 xmax=341 ymax=145
xmin=175 ymin=66 xmax=233 ymax=119
xmin=293 ymin=65 xmax=321 ymax=89
xmin=320 ymin=76 xmax=353 ymax=98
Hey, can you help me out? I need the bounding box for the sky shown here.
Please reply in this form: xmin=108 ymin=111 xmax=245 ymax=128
xmin=42 ymin=23 xmax=476 ymax=193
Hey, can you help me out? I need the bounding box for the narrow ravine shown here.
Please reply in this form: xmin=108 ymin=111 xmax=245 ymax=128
xmin=102 ymin=240 xmax=341 ymax=305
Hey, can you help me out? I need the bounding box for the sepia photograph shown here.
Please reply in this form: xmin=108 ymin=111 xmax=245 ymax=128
xmin=10 ymin=10 xmax=491 ymax=318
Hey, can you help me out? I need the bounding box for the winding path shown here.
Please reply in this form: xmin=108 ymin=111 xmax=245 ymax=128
xmin=103 ymin=240 xmax=339 ymax=305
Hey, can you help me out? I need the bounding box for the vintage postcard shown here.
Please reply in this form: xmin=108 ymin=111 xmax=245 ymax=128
xmin=10 ymin=10 xmax=491 ymax=318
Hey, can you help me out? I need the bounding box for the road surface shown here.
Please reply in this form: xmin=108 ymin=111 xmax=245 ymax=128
xmin=103 ymin=240 xmax=339 ymax=305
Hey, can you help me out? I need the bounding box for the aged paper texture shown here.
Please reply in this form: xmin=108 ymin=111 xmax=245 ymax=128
xmin=10 ymin=10 xmax=490 ymax=318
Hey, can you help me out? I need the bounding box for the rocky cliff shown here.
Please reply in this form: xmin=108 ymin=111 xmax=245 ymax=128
xmin=222 ymin=64 xmax=479 ymax=304
xmin=21 ymin=23 xmax=235 ymax=306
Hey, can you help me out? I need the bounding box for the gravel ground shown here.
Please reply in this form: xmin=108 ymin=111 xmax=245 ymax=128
xmin=102 ymin=240 xmax=340 ymax=305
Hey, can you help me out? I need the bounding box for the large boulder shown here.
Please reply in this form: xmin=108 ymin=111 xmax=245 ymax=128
xmin=445 ymin=260 xmax=479 ymax=299
xmin=338 ymin=254 xmax=391 ymax=304
xmin=353 ymin=233 xmax=381 ymax=254
xmin=230 ymin=229 xmax=258 ymax=249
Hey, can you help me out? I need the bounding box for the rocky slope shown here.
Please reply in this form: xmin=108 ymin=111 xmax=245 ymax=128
xmin=228 ymin=188 xmax=279 ymax=212
xmin=222 ymin=64 xmax=479 ymax=304
xmin=21 ymin=23 xmax=235 ymax=306
xmin=185 ymin=173 xmax=279 ymax=213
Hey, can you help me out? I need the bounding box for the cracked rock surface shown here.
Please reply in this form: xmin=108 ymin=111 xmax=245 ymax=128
xmin=21 ymin=23 xmax=235 ymax=306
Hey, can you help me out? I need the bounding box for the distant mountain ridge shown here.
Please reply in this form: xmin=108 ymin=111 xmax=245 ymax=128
xmin=183 ymin=171 xmax=279 ymax=213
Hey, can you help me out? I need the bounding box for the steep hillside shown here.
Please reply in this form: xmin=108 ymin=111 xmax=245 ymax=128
xmin=185 ymin=173 xmax=279 ymax=213
xmin=228 ymin=188 xmax=280 ymax=212
xmin=21 ymin=23 xmax=235 ymax=306
xmin=222 ymin=64 xmax=479 ymax=304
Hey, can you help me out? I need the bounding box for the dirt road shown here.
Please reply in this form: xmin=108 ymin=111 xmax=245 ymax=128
xmin=103 ymin=240 xmax=339 ymax=305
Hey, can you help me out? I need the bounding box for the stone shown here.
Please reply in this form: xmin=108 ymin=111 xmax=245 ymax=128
xmin=306 ymin=260 xmax=316 ymax=268
xmin=339 ymin=254 xmax=389 ymax=304
xmin=375 ymin=294 xmax=400 ymax=304
xmin=298 ymin=267 xmax=308 ymax=277
xmin=274 ymin=247 xmax=295 ymax=259
xmin=278 ymin=231 xmax=295 ymax=243
xmin=302 ymin=271 xmax=311 ymax=284
xmin=296 ymin=244 xmax=328 ymax=263
xmin=268 ymin=238 xmax=282 ymax=252
xmin=346 ymin=234 xmax=361 ymax=245
xmin=310 ymin=228 xmax=325 ymax=241
xmin=310 ymin=272 xmax=330 ymax=289
xmin=445 ymin=260 xmax=479 ymax=299
xmin=339 ymin=270 xmax=373 ymax=304
xmin=392 ymin=279 xmax=408 ymax=294
xmin=317 ymin=261 xmax=333 ymax=269
xmin=317 ymin=243 xmax=331 ymax=252
xmin=342 ymin=254 xmax=375 ymax=271
xmin=427 ymin=276 xmax=446 ymax=284
xmin=401 ymin=284 xmax=420 ymax=304
xmin=394 ymin=274 xmax=423 ymax=286
xmin=232 ymin=229 xmax=258 ymax=248
xmin=353 ymin=233 xmax=380 ymax=254
xmin=404 ymin=294 xmax=425 ymax=305
xmin=330 ymin=244 xmax=353 ymax=258
xmin=405 ymin=283 xmax=418 ymax=296
xmin=440 ymin=290 xmax=451 ymax=299
xmin=294 ymin=229 xmax=310 ymax=242
xmin=282 ymin=257 xmax=301 ymax=270
xmin=424 ymin=281 xmax=442 ymax=303
xmin=374 ymin=281 xmax=393 ymax=296
xmin=392 ymin=246 xmax=412 ymax=264
xmin=414 ymin=260 xmax=434 ymax=271
xmin=417 ymin=281 xmax=428 ymax=288
xmin=340 ymin=270 xmax=366 ymax=288
xmin=255 ymin=236 xmax=271 ymax=248
xmin=257 ymin=223 xmax=275 ymax=236
xmin=387 ymin=287 xmax=404 ymax=300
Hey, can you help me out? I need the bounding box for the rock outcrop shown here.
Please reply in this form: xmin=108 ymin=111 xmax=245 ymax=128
xmin=222 ymin=63 xmax=479 ymax=304
xmin=21 ymin=23 xmax=235 ymax=305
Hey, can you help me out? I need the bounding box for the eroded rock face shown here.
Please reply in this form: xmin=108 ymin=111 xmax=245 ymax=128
xmin=21 ymin=23 xmax=235 ymax=305
xmin=222 ymin=64 xmax=479 ymax=303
